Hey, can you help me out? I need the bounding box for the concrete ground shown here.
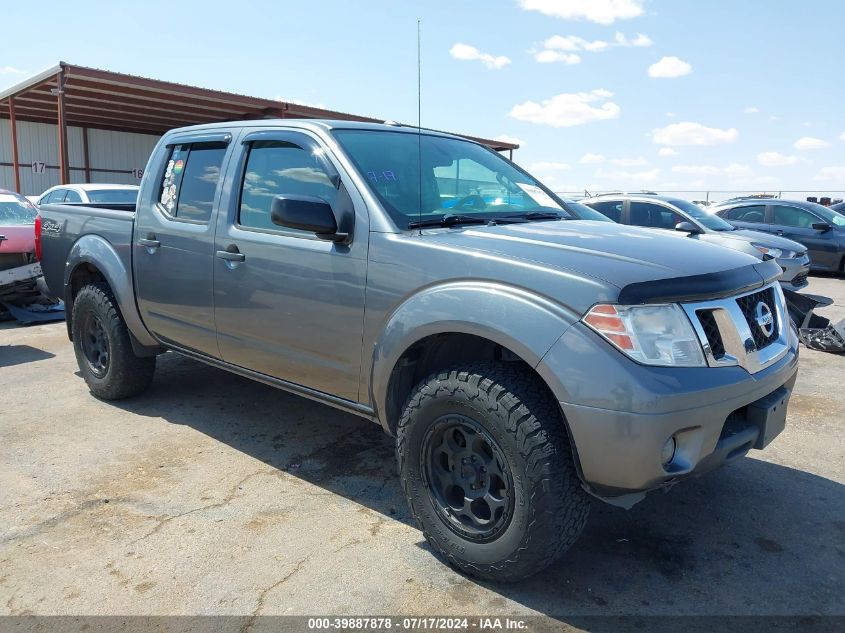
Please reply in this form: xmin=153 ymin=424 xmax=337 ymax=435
xmin=0 ymin=276 xmax=843 ymax=625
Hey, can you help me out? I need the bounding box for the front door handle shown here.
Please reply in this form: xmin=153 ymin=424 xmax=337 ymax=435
xmin=138 ymin=234 xmax=160 ymax=249
xmin=216 ymin=246 xmax=246 ymax=263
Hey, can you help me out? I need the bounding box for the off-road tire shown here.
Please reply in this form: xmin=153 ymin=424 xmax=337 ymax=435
xmin=396 ymin=363 xmax=590 ymax=582
xmin=71 ymin=282 xmax=155 ymax=400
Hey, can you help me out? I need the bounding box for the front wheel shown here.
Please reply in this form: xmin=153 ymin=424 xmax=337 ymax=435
xmin=71 ymin=282 xmax=156 ymax=400
xmin=397 ymin=363 xmax=590 ymax=582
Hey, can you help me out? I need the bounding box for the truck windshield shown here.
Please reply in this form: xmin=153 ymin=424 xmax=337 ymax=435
xmin=333 ymin=129 xmax=571 ymax=228
xmin=0 ymin=194 xmax=37 ymax=225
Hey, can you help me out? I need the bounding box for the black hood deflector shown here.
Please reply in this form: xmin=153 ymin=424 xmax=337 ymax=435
xmin=617 ymin=259 xmax=782 ymax=305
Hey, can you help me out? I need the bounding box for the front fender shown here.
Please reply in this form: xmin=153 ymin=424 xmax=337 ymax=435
xmin=64 ymin=234 xmax=157 ymax=347
xmin=369 ymin=281 xmax=580 ymax=427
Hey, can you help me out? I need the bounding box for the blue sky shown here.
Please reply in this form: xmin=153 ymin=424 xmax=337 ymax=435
xmin=2 ymin=0 xmax=843 ymax=197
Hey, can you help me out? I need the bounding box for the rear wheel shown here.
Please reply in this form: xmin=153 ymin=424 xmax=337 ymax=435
xmin=71 ymin=283 xmax=156 ymax=400
xmin=397 ymin=363 xmax=590 ymax=582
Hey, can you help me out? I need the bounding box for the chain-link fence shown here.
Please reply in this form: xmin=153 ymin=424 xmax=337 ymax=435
xmin=554 ymin=190 xmax=845 ymax=206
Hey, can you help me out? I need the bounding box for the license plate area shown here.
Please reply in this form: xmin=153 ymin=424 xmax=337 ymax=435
xmin=746 ymin=386 xmax=790 ymax=449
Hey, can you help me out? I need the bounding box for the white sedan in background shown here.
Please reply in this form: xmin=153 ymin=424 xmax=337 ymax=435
xmin=36 ymin=183 xmax=139 ymax=205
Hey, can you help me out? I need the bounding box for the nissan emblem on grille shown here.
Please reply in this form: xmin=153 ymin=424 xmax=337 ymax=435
xmin=755 ymin=301 xmax=774 ymax=337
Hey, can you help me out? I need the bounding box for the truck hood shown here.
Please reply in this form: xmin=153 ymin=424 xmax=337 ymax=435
xmin=713 ymin=228 xmax=807 ymax=253
xmin=425 ymin=220 xmax=778 ymax=302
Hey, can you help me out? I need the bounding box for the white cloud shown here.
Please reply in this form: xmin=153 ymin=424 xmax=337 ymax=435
xmin=665 ymin=112 xmax=677 ymax=118
xmin=814 ymin=166 xmax=845 ymax=182
xmin=519 ymin=0 xmax=645 ymax=24
xmin=723 ymin=163 xmax=754 ymax=178
xmin=652 ymin=121 xmax=738 ymax=146
xmin=757 ymin=152 xmax=799 ymax=167
xmin=0 ymin=66 xmax=25 ymax=75
xmin=743 ymin=106 xmax=759 ymax=114
xmin=534 ymin=51 xmax=582 ymax=64
xmin=580 ymin=153 xmax=606 ymax=164
xmin=275 ymin=96 xmax=327 ymax=109
xmin=449 ymin=43 xmax=511 ymax=69
xmin=494 ymin=134 xmax=525 ymax=146
xmin=840 ymin=132 xmax=845 ymax=142
xmin=794 ymin=136 xmax=831 ymax=150
xmin=542 ymin=34 xmax=608 ymax=52
xmin=528 ymin=161 xmax=571 ymax=171
xmin=658 ymin=147 xmax=679 ymax=157
xmin=533 ymin=32 xmax=651 ymax=63
xmin=616 ymin=32 xmax=653 ymax=47
xmin=509 ymin=89 xmax=620 ymax=128
xmin=595 ymin=167 xmax=660 ymax=182
xmin=648 ymin=56 xmax=692 ymax=78
xmin=611 ymin=156 xmax=649 ymax=167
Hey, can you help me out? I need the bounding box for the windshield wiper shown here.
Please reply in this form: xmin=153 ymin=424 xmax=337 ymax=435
xmin=499 ymin=211 xmax=567 ymax=222
xmin=408 ymin=214 xmax=494 ymax=229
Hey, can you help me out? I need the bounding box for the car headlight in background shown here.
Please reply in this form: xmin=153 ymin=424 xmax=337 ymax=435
xmin=582 ymin=304 xmax=706 ymax=367
xmin=751 ymin=243 xmax=784 ymax=259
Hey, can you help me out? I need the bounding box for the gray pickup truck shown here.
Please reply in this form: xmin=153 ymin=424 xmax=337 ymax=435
xmin=39 ymin=120 xmax=799 ymax=582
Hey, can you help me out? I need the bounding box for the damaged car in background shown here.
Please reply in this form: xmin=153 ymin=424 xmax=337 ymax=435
xmin=0 ymin=189 xmax=63 ymax=324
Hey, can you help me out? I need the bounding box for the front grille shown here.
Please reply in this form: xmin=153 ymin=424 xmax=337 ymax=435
xmin=736 ymin=287 xmax=779 ymax=350
xmin=792 ymin=273 xmax=808 ymax=287
xmin=696 ymin=310 xmax=725 ymax=359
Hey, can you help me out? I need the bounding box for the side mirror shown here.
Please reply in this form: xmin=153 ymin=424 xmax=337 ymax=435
xmin=812 ymin=222 xmax=832 ymax=233
xmin=270 ymin=195 xmax=348 ymax=242
xmin=675 ymin=221 xmax=701 ymax=234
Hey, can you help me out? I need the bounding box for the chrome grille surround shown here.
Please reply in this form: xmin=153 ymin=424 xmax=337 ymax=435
xmin=681 ymin=282 xmax=791 ymax=374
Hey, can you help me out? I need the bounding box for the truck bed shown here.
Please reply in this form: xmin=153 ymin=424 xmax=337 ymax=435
xmin=37 ymin=202 xmax=137 ymax=301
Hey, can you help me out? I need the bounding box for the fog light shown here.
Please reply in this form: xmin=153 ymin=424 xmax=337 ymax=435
xmin=661 ymin=437 xmax=677 ymax=467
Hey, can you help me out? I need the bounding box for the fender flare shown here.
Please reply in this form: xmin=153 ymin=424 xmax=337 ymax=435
xmin=63 ymin=233 xmax=157 ymax=347
xmin=368 ymin=281 xmax=579 ymax=428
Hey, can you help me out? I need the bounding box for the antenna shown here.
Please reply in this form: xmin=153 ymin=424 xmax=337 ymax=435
xmin=417 ymin=19 xmax=423 ymax=232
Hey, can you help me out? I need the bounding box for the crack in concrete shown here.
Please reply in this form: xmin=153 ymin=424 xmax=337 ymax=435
xmin=128 ymin=469 xmax=274 ymax=544
xmin=0 ymin=498 xmax=130 ymax=545
xmin=239 ymin=551 xmax=315 ymax=633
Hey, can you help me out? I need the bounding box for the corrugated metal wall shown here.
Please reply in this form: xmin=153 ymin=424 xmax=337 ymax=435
xmin=0 ymin=120 xmax=159 ymax=195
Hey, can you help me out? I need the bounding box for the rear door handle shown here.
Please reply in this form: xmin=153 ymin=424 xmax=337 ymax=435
xmin=216 ymin=247 xmax=245 ymax=263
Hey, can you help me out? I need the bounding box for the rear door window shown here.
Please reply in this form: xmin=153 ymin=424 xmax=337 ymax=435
xmin=159 ymin=142 xmax=227 ymax=222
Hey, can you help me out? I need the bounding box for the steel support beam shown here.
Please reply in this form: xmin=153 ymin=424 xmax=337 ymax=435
xmin=8 ymin=97 xmax=21 ymax=192
xmin=55 ymin=69 xmax=69 ymax=185
xmin=82 ymin=126 xmax=91 ymax=183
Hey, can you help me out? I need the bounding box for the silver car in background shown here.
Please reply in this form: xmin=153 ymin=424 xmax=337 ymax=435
xmin=586 ymin=194 xmax=811 ymax=290
xmin=36 ymin=183 xmax=139 ymax=205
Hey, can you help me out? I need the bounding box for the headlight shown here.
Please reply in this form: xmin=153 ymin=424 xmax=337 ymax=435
xmin=752 ymin=243 xmax=783 ymax=259
xmin=583 ymin=303 xmax=706 ymax=367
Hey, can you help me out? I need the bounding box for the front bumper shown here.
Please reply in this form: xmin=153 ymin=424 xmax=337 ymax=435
xmin=537 ymin=320 xmax=799 ymax=505
xmin=777 ymin=254 xmax=810 ymax=291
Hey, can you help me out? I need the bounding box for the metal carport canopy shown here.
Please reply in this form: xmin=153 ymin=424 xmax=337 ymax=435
xmin=0 ymin=62 xmax=519 ymax=188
